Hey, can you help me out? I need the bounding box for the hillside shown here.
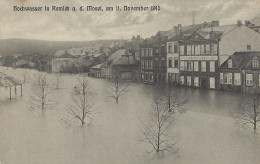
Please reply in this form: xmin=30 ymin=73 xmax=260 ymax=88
xmin=0 ymin=39 xmax=120 ymax=57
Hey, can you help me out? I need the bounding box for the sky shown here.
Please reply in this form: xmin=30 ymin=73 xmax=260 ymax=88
xmin=0 ymin=0 xmax=260 ymax=41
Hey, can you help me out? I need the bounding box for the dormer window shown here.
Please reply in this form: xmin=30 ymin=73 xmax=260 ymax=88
xmin=228 ymin=59 xmax=232 ymax=68
xmin=253 ymin=59 xmax=258 ymax=68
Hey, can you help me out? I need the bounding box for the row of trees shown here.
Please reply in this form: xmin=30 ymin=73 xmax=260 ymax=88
xmin=28 ymin=72 xmax=260 ymax=157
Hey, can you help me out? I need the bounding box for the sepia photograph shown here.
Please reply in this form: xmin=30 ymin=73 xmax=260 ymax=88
xmin=0 ymin=0 xmax=260 ymax=163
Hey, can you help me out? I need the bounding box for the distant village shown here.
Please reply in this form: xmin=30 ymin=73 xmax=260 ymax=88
xmin=1 ymin=15 xmax=260 ymax=93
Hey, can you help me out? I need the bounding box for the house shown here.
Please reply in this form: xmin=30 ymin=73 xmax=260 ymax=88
xmin=245 ymin=14 xmax=260 ymax=33
xmin=89 ymin=63 xmax=102 ymax=78
xmin=178 ymin=21 xmax=260 ymax=90
xmin=12 ymin=59 xmax=36 ymax=68
xmin=101 ymin=49 xmax=126 ymax=79
xmin=219 ymin=51 xmax=260 ymax=93
xmin=112 ymin=53 xmax=140 ymax=82
xmin=51 ymin=53 xmax=78 ymax=73
xmin=140 ymin=21 xmax=217 ymax=84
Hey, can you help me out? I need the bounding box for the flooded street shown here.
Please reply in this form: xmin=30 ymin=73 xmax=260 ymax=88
xmin=0 ymin=67 xmax=260 ymax=164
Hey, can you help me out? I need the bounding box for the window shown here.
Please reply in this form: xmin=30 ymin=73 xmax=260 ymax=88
xmin=168 ymin=57 xmax=172 ymax=67
xmin=181 ymin=76 xmax=185 ymax=85
xmin=149 ymin=60 xmax=153 ymax=69
xmin=209 ymin=77 xmax=215 ymax=89
xmin=149 ymin=72 xmax=153 ymax=82
xmin=187 ymin=45 xmax=192 ymax=55
xmin=141 ymin=73 xmax=144 ymax=82
xmin=145 ymin=72 xmax=149 ymax=81
xmin=194 ymin=45 xmax=200 ymax=55
xmin=184 ymin=45 xmax=187 ymax=55
xmin=145 ymin=48 xmax=149 ymax=56
xmin=155 ymin=48 xmax=159 ymax=53
xmin=168 ymin=43 xmax=173 ymax=53
xmin=187 ymin=62 xmax=193 ymax=71
xmin=187 ymin=76 xmax=191 ymax=86
xmin=259 ymin=74 xmax=260 ymax=87
xmin=224 ymin=73 xmax=232 ymax=84
xmin=210 ymin=44 xmax=217 ymax=54
xmin=161 ymin=57 xmax=165 ymax=60
xmin=247 ymin=45 xmax=251 ymax=51
xmin=201 ymin=61 xmax=206 ymax=72
xmin=145 ymin=60 xmax=148 ymax=69
xmin=174 ymin=57 xmax=178 ymax=68
xmin=206 ymin=44 xmax=210 ymax=54
xmin=141 ymin=60 xmax=144 ymax=69
xmin=253 ymin=59 xmax=258 ymax=68
xmin=246 ymin=74 xmax=253 ymax=86
xmin=174 ymin=44 xmax=179 ymax=53
xmin=228 ymin=59 xmax=232 ymax=68
xmin=155 ymin=57 xmax=159 ymax=60
xmin=201 ymin=45 xmax=206 ymax=55
xmin=180 ymin=61 xmax=185 ymax=70
xmin=234 ymin=73 xmax=241 ymax=86
xmin=194 ymin=77 xmax=199 ymax=87
xmin=149 ymin=48 xmax=153 ymax=56
xmin=210 ymin=61 xmax=215 ymax=72
xmin=220 ymin=73 xmax=224 ymax=84
xmin=141 ymin=48 xmax=144 ymax=57
xmin=180 ymin=46 xmax=185 ymax=55
xmin=194 ymin=61 xmax=199 ymax=71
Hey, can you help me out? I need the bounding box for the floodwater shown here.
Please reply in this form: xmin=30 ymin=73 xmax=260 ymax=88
xmin=0 ymin=67 xmax=259 ymax=164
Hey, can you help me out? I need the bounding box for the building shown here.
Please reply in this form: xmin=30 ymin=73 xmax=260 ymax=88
xmin=12 ymin=59 xmax=36 ymax=68
xmin=219 ymin=51 xmax=260 ymax=93
xmin=245 ymin=14 xmax=260 ymax=33
xmin=51 ymin=53 xmax=78 ymax=73
xmin=89 ymin=64 xmax=102 ymax=78
xmin=178 ymin=22 xmax=260 ymax=90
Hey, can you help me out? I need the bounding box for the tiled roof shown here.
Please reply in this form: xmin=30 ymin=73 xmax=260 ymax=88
xmin=107 ymin=49 xmax=126 ymax=65
xmin=220 ymin=51 xmax=260 ymax=69
xmin=200 ymin=24 xmax=238 ymax=36
xmin=114 ymin=55 xmax=138 ymax=65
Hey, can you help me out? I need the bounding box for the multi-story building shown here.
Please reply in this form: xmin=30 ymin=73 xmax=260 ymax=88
xmin=140 ymin=40 xmax=154 ymax=84
xmin=219 ymin=51 xmax=260 ymax=93
xmin=178 ymin=21 xmax=260 ymax=90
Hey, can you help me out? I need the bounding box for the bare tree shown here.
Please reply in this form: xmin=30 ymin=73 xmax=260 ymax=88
xmin=55 ymin=73 xmax=63 ymax=89
xmin=163 ymin=84 xmax=189 ymax=113
xmin=108 ymin=73 xmax=128 ymax=104
xmin=29 ymin=73 xmax=56 ymax=115
xmin=142 ymin=98 xmax=178 ymax=155
xmin=233 ymin=91 xmax=260 ymax=131
xmin=69 ymin=76 xmax=96 ymax=126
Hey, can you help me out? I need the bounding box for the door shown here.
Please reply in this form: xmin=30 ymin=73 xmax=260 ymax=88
xmin=201 ymin=77 xmax=207 ymax=89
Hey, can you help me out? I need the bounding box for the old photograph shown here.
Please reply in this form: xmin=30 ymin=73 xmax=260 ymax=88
xmin=0 ymin=0 xmax=260 ymax=163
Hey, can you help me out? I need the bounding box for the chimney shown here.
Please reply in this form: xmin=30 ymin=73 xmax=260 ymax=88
xmin=178 ymin=24 xmax=183 ymax=39
xmin=137 ymin=35 xmax=140 ymax=41
xmin=237 ymin=20 xmax=242 ymax=27
xmin=192 ymin=11 xmax=195 ymax=25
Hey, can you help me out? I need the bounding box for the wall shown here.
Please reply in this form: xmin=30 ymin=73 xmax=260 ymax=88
xmin=219 ymin=25 xmax=260 ymax=65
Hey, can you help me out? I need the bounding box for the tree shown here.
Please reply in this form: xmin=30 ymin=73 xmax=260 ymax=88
xmin=29 ymin=73 xmax=56 ymax=115
xmin=69 ymin=76 xmax=96 ymax=126
xmin=233 ymin=91 xmax=260 ymax=131
xmin=55 ymin=73 xmax=63 ymax=89
xmin=163 ymin=84 xmax=189 ymax=113
xmin=142 ymin=98 xmax=178 ymax=155
xmin=108 ymin=73 xmax=128 ymax=104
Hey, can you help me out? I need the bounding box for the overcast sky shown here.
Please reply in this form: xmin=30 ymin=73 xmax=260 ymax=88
xmin=0 ymin=0 xmax=259 ymax=41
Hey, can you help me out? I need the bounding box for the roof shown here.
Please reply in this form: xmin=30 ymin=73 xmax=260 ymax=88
xmin=107 ymin=49 xmax=126 ymax=65
xmin=250 ymin=14 xmax=260 ymax=26
xmin=0 ymin=72 xmax=23 ymax=87
xmin=15 ymin=59 xmax=36 ymax=66
xmin=91 ymin=63 xmax=102 ymax=69
xmin=114 ymin=55 xmax=138 ymax=65
xmin=200 ymin=24 xmax=238 ymax=36
xmin=56 ymin=53 xmax=76 ymax=58
xmin=220 ymin=51 xmax=260 ymax=69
